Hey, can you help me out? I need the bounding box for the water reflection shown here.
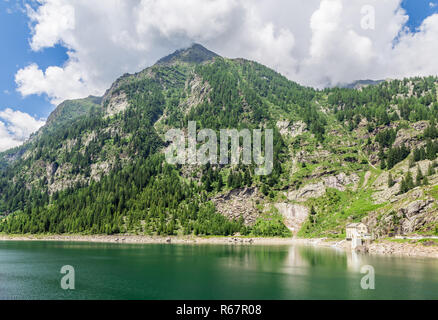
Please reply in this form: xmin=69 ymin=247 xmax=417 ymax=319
xmin=1 ymin=241 xmax=438 ymax=299
xmin=298 ymin=245 xmax=347 ymax=269
xmin=346 ymin=251 xmax=362 ymax=272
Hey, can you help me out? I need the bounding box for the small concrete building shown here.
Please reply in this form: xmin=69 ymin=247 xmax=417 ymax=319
xmin=346 ymin=223 xmax=370 ymax=250
xmin=346 ymin=223 xmax=368 ymax=241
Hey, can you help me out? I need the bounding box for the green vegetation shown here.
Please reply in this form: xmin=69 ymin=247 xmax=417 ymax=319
xmin=250 ymin=214 xmax=292 ymax=238
xmin=1 ymin=45 xmax=438 ymax=239
xmin=0 ymin=50 xmax=310 ymax=237
xmin=298 ymin=188 xmax=386 ymax=239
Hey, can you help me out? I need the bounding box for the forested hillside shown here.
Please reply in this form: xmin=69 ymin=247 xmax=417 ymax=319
xmin=1 ymin=44 xmax=437 ymax=239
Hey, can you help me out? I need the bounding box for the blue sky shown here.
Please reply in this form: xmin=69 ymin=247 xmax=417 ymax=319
xmin=1 ymin=0 xmax=437 ymax=119
xmin=0 ymin=1 xmax=68 ymax=118
xmin=402 ymin=0 xmax=438 ymax=30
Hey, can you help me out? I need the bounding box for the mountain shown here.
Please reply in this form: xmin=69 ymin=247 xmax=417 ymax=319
xmin=1 ymin=44 xmax=438 ymax=239
xmin=340 ymin=79 xmax=384 ymax=89
xmin=155 ymin=43 xmax=219 ymax=65
xmin=46 ymin=96 xmax=103 ymax=129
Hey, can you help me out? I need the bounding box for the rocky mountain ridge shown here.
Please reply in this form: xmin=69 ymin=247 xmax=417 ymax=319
xmin=1 ymin=44 xmax=437 ymax=239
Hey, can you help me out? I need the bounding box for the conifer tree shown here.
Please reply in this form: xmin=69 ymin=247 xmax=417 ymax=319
xmin=388 ymin=173 xmax=395 ymax=188
xmin=428 ymin=163 xmax=435 ymax=176
xmin=416 ymin=165 xmax=423 ymax=186
xmin=423 ymin=176 xmax=429 ymax=186
xmin=409 ymin=156 xmax=415 ymax=168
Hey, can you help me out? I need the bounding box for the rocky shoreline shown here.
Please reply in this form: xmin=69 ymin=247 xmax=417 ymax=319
xmin=367 ymin=240 xmax=438 ymax=259
xmin=0 ymin=234 xmax=295 ymax=246
xmin=1 ymin=234 xmax=437 ymax=259
xmin=302 ymin=238 xmax=438 ymax=259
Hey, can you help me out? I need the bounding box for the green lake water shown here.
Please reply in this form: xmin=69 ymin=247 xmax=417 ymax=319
xmin=0 ymin=241 xmax=437 ymax=300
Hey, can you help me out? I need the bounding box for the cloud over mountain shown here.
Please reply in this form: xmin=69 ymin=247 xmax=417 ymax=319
xmin=0 ymin=108 xmax=45 ymax=151
xmin=14 ymin=0 xmax=438 ymax=105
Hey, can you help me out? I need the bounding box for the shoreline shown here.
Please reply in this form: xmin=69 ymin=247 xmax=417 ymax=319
xmin=0 ymin=234 xmax=295 ymax=246
xmin=1 ymin=234 xmax=438 ymax=259
xmin=367 ymin=240 xmax=438 ymax=259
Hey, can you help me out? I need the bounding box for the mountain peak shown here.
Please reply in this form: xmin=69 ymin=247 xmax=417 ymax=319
xmin=155 ymin=43 xmax=219 ymax=65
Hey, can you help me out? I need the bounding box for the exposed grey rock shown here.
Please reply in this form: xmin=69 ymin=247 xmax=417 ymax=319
xmin=368 ymin=196 xmax=437 ymax=237
xmin=287 ymin=173 xmax=359 ymax=202
xmin=412 ymin=121 xmax=429 ymax=131
xmin=46 ymin=162 xmax=58 ymax=177
xmin=288 ymin=182 xmax=325 ymax=202
xmin=105 ymin=91 xmax=129 ymax=117
xmin=401 ymin=200 xmax=434 ymax=218
xmin=182 ymin=74 xmax=211 ymax=115
xmin=323 ymin=173 xmax=359 ymax=191
xmin=276 ymin=120 xmax=306 ymax=138
xmin=212 ymin=187 xmax=262 ymax=226
xmin=355 ymin=245 xmax=369 ymax=254
xmin=274 ymin=203 xmax=309 ymax=234
xmin=362 ymin=171 xmax=371 ymax=188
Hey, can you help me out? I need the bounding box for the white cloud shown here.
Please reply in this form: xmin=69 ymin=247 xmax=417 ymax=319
xmin=14 ymin=0 xmax=438 ymax=103
xmin=389 ymin=14 xmax=438 ymax=79
xmin=135 ymin=0 xmax=240 ymax=41
xmin=0 ymin=108 xmax=45 ymax=152
xmin=26 ymin=0 xmax=75 ymax=51
xmin=15 ymin=62 xmax=100 ymax=105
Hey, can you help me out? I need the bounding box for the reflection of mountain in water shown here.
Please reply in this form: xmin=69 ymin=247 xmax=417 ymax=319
xmin=297 ymin=246 xmax=348 ymax=269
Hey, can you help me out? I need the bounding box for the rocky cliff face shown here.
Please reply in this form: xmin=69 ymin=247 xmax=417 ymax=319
xmin=287 ymin=173 xmax=359 ymax=202
xmin=1 ymin=44 xmax=438 ymax=238
xmin=274 ymin=203 xmax=309 ymax=234
xmin=212 ymin=188 xmax=262 ymax=226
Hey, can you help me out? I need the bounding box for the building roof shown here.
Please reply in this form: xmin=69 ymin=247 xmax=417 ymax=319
xmin=346 ymin=222 xmax=366 ymax=228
